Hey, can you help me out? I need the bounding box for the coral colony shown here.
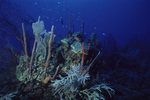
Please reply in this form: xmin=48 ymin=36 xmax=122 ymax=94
xmin=1 ymin=16 xmax=114 ymax=99
xmin=19 ymin=16 xmax=114 ymax=99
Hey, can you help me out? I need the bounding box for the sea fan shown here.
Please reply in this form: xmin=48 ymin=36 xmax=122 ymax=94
xmin=51 ymin=63 xmax=90 ymax=99
xmin=79 ymin=83 xmax=115 ymax=100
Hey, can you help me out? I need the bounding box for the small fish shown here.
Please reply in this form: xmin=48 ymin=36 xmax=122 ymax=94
xmin=74 ymin=36 xmax=80 ymax=41
xmin=103 ymin=33 xmax=105 ymax=36
xmin=42 ymin=76 xmax=51 ymax=84
xmin=24 ymin=85 xmax=33 ymax=90
xmin=60 ymin=17 xmax=64 ymax=24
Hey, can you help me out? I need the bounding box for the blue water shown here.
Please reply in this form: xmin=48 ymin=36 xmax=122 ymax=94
xmin=13 ymin=0 xmax=150 ymax=46
xmin=0 ymin=0 xmax=150 ymax=99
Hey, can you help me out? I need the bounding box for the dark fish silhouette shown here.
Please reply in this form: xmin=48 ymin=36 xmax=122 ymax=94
xmin=60 ymin=18 xmax=64 ymax=24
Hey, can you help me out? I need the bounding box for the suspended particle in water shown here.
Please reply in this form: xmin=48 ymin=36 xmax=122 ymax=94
xmin=46 ymin=17 xmax=49 ymax=19
xmin=58 ymin=2 xmax=60 ymax=4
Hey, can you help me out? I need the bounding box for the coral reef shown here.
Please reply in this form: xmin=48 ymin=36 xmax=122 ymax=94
xmin=1 ymin=1 xmax=150 ymax=100
xmin=13 ymin=17 xmax=114 ymax=100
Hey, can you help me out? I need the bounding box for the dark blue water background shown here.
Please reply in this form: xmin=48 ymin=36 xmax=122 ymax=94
xmin=12 ymin=0 xmax=150 ymax=47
